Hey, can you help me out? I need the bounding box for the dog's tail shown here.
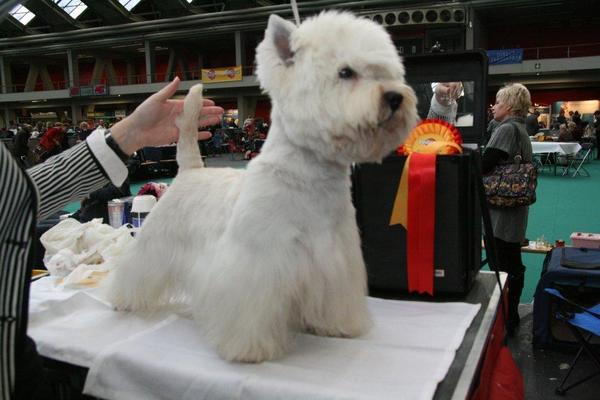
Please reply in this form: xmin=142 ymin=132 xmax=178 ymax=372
xmin=176 ymin=83 xmax=205 ymax=170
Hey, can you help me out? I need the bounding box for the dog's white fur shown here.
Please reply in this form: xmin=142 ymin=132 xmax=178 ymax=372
xmin=105 ymin=11 xmax=418 ymax=363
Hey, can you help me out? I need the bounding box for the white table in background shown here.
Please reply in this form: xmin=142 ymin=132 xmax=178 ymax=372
xmin=531 ymin=141 xmax=581 ymax=155
xmin=531 ymin=141 xmax=582 ymax=175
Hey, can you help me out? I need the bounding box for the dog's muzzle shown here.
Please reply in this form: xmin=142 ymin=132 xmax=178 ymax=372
xmin=383 ymin=91 xmax=403 ymax=113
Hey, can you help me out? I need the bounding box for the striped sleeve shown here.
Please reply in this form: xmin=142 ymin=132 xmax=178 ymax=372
xmin=27 ymin=142 xmax=109 ymax=220
xmin=0 ymin=145 xmax=36 ymax=400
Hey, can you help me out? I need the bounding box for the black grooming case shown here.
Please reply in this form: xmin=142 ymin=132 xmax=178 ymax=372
xmin=352 ymin=152 xmax=481 ymax=296
xmin=351 ymin=51 xmax=487 ymax=297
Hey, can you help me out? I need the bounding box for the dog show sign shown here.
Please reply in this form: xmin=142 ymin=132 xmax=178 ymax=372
xmin=201 ymin=66 xmax=242 ymax=83
xmin=69 ymin=84 xmax=109 ymax=97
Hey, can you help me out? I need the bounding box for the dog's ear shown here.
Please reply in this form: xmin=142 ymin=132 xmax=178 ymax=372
xmin=266 ymin=14 xmax=296 ymax=65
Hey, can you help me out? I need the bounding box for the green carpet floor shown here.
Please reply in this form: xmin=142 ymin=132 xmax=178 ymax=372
xmin=63 ymin=157 xmax=600 ymax=303
xmin=518 ymin=158 xmax=600 ymax=303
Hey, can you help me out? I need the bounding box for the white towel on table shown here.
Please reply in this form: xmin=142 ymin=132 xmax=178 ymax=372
xmin=28 ymin=278 xmax=480 ymax=400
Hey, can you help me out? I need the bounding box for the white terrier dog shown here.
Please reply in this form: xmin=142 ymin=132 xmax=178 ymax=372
xmin=106 ymin=11 xmax=418 ymax=363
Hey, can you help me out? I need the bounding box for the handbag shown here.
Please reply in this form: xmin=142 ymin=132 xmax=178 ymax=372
xmin=483 ymin=122 xmax=538 ymax=208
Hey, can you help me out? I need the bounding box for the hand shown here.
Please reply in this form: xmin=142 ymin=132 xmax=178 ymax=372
xmin=434 ymin=82 xmax=463 ymax=106
xmin=110 ymin=77 xmax=224 ymax=154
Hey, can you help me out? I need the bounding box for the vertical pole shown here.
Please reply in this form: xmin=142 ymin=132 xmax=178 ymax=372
xmin=145 ymin=40 xmax=155 ymax=84
xmin=0 ymin=56 xmax=7 ymax=94
xmin=67 ymin=49 xmax=79 ymax=87
xmin=235 ymin=31 xmax=244 ymax=70
xmin=237 ymin=94 xmax=246 ymax=127
xmin=3 ymin=108 xmax=10 ymax=128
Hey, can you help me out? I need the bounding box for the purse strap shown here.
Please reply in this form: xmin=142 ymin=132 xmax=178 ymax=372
xmin=507 ymin=121 xmax=524 ymax=164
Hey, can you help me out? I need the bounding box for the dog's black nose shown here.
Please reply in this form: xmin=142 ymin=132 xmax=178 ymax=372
xmin=384 ymin=91 xmax=403 ymax=112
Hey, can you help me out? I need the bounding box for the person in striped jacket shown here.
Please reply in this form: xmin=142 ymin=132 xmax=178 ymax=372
xmin=0 ymin=77 xmax=223 ymax=400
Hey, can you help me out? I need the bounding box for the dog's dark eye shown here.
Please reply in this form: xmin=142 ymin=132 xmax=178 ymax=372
xmin=338 ymin=67 xmax=356 ymax=79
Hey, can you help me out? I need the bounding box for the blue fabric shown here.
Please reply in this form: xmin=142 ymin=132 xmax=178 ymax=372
xmin=544 ymin=288 xmax=600 ymax=336
xmin=571 ymin=310 xmax=600 ymax=336
xmin=486 ymin=49 xmax=523 ymax=65
xmin=533 ymin=248 xmax=600 ymax=347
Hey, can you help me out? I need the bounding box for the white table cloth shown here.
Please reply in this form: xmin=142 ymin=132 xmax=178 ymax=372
xmin=29 ymin=278 xmax=480 ymax=400
xmin=531 ymin=141 xmax=581 ymax=155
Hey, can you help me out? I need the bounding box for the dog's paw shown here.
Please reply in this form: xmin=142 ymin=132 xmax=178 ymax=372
xmin=213 ymin=333 xmax=288 ymax=363
xmin=304 ymin=316 xmax=373 ymax=339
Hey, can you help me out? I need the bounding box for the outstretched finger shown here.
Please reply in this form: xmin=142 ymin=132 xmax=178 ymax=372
xmin=198 ymin=131 xmax=212 ymax=140
xmin=201 ymin=106 xmax=225 ymax=116
xmin=151 ymin=77 xmax=180 ymax=102
xmin=198 ymin=115 xmax=222 ymax=128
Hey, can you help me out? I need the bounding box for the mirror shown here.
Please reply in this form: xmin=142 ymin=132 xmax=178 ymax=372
xmin=412 ymin=81 xmax=475 ymax=127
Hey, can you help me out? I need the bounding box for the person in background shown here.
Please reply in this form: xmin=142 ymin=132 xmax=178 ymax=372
xmin=525 ymin=110 xmax=540 ymax=136
xmin=95 ymin=119 xmax=107 ymax=133
xmin=567 ymin=120 xmax=583 ymax=142
xmin=482 ymin=83 xmax=533 ymax=336
xmin=8 ymin=120 xmax=18 ymax=135
xmin=427 ymin=81 xmax=464 ymax=125
xmin=30 ymin=122 xmax=43 ymax=138
xmin=13 ymin=123 xmax=32 ymax=168
xmin=0 ymin=76 xmax=223 ymax=400
xmin=572 ymin=110 xmax=582 ymax=127
xmin=38 ymin=122 xmax=67 ymax=161
xmin=77 ymin=121 xmax=93 ymax=141
xmin=557 ymin=123 xmax=571 ymax=142
xmin=60 ymin=120 xmax=74 ymax=150
xmin=210 ymin=128 xmax=225 ymax=155
xmin=556 ymin=108 xmax=567 ymax=126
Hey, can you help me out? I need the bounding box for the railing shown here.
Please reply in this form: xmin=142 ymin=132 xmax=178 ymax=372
xmin=3 ymin=80 xmax=69 ymax=93
xmin=2 ymin=66 xmax=258 ymax=94
xmin=521 ymin=42 xmax=600 ymax=60
xmin=78 ymin=70 xmax=255 ymax=87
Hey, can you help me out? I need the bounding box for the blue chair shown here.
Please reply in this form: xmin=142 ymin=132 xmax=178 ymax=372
xmin=544 ymin=288 xmax=600 ymax=395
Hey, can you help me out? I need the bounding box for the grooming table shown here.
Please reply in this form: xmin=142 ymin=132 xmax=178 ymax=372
xmin=29 ymin=272 xmax=504 ymax=400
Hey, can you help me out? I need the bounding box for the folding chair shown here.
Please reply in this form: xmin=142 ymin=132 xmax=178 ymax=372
xmin=562 ymin=142 xmax=593 ymax=177
xmin=544 ymin=288 xmax=600 ymax=395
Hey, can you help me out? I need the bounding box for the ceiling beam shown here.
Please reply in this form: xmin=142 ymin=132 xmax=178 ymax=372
xmin=150 ymin=0 xmax=196 ymax=18
xmin=0 ymin=17 xmax=36 ymax=37
xmin=23 ymin=0 xmax=83 ymax=31
xmin=79 ymin=48 xmax=141 ymax=59
xmin=82 ymin=0 xmax=144 ymax=24
xmin=10 ymin=54 xmax=67 ymax=65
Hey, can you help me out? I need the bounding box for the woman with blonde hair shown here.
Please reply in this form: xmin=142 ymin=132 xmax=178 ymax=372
xmin=482 ymin=83 xmax=534 ymax=336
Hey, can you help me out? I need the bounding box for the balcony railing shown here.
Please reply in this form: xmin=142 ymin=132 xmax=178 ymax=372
xmin=2 ymin=66 xmax=258 ymax=94
xmin=521 ymin=42 xmax=600 ymax=60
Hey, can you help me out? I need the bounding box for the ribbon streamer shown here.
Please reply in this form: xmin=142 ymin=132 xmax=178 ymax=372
xmin=406 ymin=153 xmax=437 ymax=295
xmin=390 ymin=119 xmax=463 ymax=295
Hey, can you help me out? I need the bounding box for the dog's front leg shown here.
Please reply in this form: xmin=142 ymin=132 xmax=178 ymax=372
xmin=301 ymin=220 xmax=373 ymax=338
xmin=191 ymin=243 xmax=295 ymax=363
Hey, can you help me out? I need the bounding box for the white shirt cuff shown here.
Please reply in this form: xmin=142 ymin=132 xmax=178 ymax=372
xmin=86 ymin=128 xmax=128 ymax=186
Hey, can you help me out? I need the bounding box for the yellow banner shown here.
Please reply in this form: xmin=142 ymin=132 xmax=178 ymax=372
xmin=201 ymin=66 xmax=242 ymax=83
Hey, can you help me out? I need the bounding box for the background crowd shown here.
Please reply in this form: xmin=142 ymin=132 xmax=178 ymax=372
xmin=0 ymin=114 xmax=271 ymax=169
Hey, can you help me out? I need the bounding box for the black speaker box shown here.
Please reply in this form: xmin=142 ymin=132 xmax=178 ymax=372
xmin=352 ymin=151 xmax=481 ymax=296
